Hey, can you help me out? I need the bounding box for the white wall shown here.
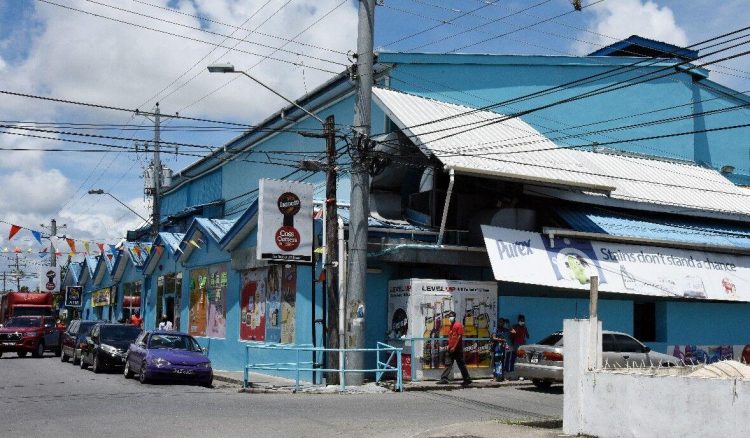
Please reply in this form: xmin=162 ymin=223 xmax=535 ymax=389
xmin=563 ymin=319 xmax=750 ymax=438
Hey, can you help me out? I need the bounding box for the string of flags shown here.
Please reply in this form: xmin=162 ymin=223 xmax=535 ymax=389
xmin=5 ymin=222 xmax=117 ymax=259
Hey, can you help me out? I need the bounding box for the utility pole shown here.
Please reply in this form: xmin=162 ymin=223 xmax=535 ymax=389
xmin=347 ymin=0 xmax=376 ymax=386
xmin=50 ymin=219 xmax=57 ymax=268
xmin=15 ymin=253 xmax=21 ymax=291
xmin=323 ymin=115 xmax=340 ymax=385
xmin=152 ymin=103 xmax=162 ymax=240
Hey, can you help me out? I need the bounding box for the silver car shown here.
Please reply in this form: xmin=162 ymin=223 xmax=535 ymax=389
xmin=515 ymin=330 xmax=680 ymax=389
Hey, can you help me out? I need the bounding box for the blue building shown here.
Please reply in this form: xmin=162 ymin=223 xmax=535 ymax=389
xmin=71 ymin=36 xmax=750 ymax=377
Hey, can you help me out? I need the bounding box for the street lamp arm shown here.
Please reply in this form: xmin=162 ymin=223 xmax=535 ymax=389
xmin=88 ymin=190 xmax=149 ymax=222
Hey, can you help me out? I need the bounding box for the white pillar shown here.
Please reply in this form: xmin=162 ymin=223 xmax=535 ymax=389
xmin=563 ymin=318 xmax=601 ymax=436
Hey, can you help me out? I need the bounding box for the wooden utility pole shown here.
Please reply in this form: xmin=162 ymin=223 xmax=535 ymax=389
xmin=324 ymin=115 xmax=340 ymax=384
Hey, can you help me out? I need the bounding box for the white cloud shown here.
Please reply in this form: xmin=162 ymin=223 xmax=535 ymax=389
xmin=573 ymin=0 xmax=688 ymax=54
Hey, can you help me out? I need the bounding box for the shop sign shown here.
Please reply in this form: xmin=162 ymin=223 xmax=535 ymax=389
xmin=482 ymin=225 xmax=750 ymax=302
xmin=39 ymin=265 xmax=60 ymax=292
xmin=91 ymin=288 xmax=111 ymax=307
xmin=65 ymin=286 xmax=82 ymax=308
xmin=257 ymin=178 xmax=313 ymax=262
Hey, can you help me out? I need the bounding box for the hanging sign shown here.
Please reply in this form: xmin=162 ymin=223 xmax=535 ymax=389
xmin=39 ymin=265 xmax=61 ymax=292
xmin=482 ymin=225 xmax=750 ymax=302
xmin=65 ymin=286 xmax=83 ymax=308
xmin=256 ymin=178 xmax=313 ymax=262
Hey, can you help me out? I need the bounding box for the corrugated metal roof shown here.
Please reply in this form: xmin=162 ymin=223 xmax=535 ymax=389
xmin=159 ymin=232 xmax=185 ymax=254
xmin=372 ymin=87 xmax=750 ymax=219
xmin=336 ymin=205 xmax=428 ymax=231
xmin=122 ymin=242 xmax=150 ymax=267
xmin=193 ymin=218 xmax=236 ymax=242
xmin=556 ymin=207 xmax=750 ymax=249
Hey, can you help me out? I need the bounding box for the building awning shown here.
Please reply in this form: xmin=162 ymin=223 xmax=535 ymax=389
xmin=554 ymin=207 xmax=750 ymax=250
xmin=372 ymin=87 xmax=750 ymax=221
xmin=482 ymin=224 xmax=750 ymax=302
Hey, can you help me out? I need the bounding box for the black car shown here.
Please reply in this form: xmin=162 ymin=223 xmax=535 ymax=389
xmin=61 ymin=320 xmax=103 ymax=365
xmin=80 ymin=324 xmax=142 ymax=373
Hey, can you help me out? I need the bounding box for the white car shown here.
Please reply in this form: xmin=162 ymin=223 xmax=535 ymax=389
xmin=515 ymin=330 xmax=680 ymax=389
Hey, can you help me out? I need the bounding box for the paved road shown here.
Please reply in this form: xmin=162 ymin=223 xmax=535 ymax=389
xmin=0 ymin=353 xmax=562 ymax=437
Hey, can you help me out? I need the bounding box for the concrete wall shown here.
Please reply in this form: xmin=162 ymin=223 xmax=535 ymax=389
xmin=564 ymin=318 xmax=750 ymax=437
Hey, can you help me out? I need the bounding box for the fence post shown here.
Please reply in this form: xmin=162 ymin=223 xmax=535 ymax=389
xmin=341 ymin=350 xmax=346 ymax=391
xmin=411 ymin=338 xmax=418 ymax=382
xmin=397 ymin=349 xmax=403 ymax=392
xmin=244 ymin=345 xmax=249 ymax=388
xmin=296 ymin=347 xmax=301 ymax=392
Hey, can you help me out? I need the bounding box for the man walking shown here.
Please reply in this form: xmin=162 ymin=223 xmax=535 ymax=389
xmin=437 ymin=311 xmax=472 ymax=385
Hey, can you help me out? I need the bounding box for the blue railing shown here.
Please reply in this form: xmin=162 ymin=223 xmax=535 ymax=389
xmin=403 ymin=337 xmax=493 ymax=382
xmin=244 ymin=342 xmax=403 ymax=392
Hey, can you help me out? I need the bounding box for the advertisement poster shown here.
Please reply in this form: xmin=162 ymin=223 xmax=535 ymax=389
xmin=256 ymin=178 xmax=314 ymax=262
xmin=280 ymin=264 xmax=297 ymax=344
xmin=188 ymin=268 xmax=208 ymax=337
xmin=91 ymin=288 xmax=111 ymax=307
xmin=39 ymin=265 xmax=61 ymax=293
xmin=482 ymin=225 xmax=750 ymax=302
xmin=240 ymin=268 xmax=268 ymax=341
xmin=206 ymin=264 xmax=228 ymax=338
xmin=387 ymin=279 xmax=497 ymax=380
xmin=65 ymin=286 xmax=82 ymax=308
xmin=265 ymin=265 xmax=283 ymax=343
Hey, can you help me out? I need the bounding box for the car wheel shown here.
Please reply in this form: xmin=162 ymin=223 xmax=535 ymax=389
xmin=32 ymin=341 xmax=45 ymax=358
xmin=123 ymin=359 xmax=134 ymax=379
xmin=0 ymin=351 xmax=3 ymax=358
xmin=54 ymin=346 xmax=62 ymax=357
xmin=72 ymin=351 xmax=80 ymax=365
xmin=202 ymin=375 xmax=213 ymax=388
xmin=92 ymin=354 xmax=101 ymax=373
xmin=80 ymin=354 xmax=88 ymax=369
xmin=17 ymin=351 xmax=27 ymax=358
xmin=139 ymin=361 xmax=149 ymax=384
xmin=61 ymin=349 xmax=69 ymax=362
xmin=532 ymin=379 xmax=553 ymax=390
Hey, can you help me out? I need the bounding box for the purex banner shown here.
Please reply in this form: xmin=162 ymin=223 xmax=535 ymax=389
xmin=482 ymin=225 xmax=750 ymax=302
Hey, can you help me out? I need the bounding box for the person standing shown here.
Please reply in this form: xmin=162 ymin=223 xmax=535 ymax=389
xmin=491 ymin=318 xmax=510 ymax=381
xmin=509 ymin=314 xmax=529 ymax=374
xmin=437 ymin=311 xmax=472 ymax=385
xmin=130 ymin=310 xmax=142 ymax=328
xmin=158 ymin=315 xmax=173 ymax=331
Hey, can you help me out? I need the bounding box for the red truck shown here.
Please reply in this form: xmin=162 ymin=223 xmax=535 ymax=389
xmin=0 ymin=292 xmax=56 ymax=323
xmin=0 ymin=315 xmax=63 ymax=358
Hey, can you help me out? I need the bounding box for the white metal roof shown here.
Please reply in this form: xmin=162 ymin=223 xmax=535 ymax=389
xmin=372 ymin=87 xmax=750 ymax=220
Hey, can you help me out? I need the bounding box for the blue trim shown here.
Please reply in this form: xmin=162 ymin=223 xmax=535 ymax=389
xmin=588 ymin=35 xmax=699 ymax=60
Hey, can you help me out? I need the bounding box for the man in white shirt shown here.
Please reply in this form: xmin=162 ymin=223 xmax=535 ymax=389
xmin=158 ymin=316 xmax=173 ymax=331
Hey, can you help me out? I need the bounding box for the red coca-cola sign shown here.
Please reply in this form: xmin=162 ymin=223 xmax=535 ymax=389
xmin=275 ymin=225 xmax=300 ymax=251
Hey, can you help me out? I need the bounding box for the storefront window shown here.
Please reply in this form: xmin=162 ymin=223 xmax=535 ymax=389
xmin=123 ymin=281 xmax=142 ymax=319
xmin=189 ymin=265 xmax=226 ymax=338
xmin=157 ymin=273 xmax=182 ymax=331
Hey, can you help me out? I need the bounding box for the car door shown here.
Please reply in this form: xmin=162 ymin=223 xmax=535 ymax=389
xmin=64 ymin=321 xmax=78 ymax=355
xmin=129 ymin=333 xmax=148 ymax=371
xmin=613 ymin=334 xmax=648 ymax=367
xmin=43 ymin=317 xmax=58 ymax=347
xmin=84 ymin=325 xmax=99 ymax=363
xmin=602 ymin=333 xmax=625 ymax=367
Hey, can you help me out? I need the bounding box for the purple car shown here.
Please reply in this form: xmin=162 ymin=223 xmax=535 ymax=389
xmin=123 ymin=330 xmax=212 ymax=387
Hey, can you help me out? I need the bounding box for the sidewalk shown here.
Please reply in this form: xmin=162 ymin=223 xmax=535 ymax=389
xmin=213 ymin=369 xmax=532 ymax=393
xmin=413 ymin=420 xmax=564 ymax=438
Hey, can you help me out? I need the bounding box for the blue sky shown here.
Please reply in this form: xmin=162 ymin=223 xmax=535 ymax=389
xmin=0 ymin=0 xmax=748 ymax=288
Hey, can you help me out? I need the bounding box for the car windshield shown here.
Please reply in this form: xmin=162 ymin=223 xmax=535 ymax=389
xmin=79 ymin=322 xmax=98 ymax=335
xmin=100 ymin=326 xmax=142 ymax=342
xmin=537 ymin=333 xmax=563 ymax=346
xmin=148 ymin=334 xmax=202 ymax=352
xmin=4 ymin=317 xmax=41 ymax=328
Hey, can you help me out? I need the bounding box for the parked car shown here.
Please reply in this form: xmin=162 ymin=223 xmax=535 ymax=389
xmin=80 ymin=323 xmax=142 ymax=373
xmin=124 ymin=331 xmax=212 ymax=387
xmin=61 ymin=320 xmax=103 ymax=365
xmin=0 ymin=316 xmax=62 ymax=358
xmin=515 ymin=330 xmax=680 ymax=389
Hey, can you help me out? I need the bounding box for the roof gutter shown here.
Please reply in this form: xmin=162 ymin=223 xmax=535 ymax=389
xmin=543 ymin=227 xmax=750 ymax=256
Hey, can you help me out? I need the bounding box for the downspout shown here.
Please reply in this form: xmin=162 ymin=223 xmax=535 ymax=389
xmin=338 ymin=216 xmax=346 ymax=385
xmin=437 ymin=168 xmax=455 ymax=246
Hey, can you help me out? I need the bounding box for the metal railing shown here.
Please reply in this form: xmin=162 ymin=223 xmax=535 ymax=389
xmin=403 ymin=337 xmax=493 ymax=382
xmin=243 ymin=342 xmax=403 ymax=392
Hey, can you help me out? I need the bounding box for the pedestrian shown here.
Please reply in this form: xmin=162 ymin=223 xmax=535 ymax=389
xmin=437 ymin=311 xmax=472 ymax=385
xmin=491 ymin=318 xmax=510 ymax=381
xmin=130 ymin=310 xmax=142 ymax=327
xmin=509 ymin=314 xmax=529 ymax=375
xmin=158 ymin=315 xmax=173 ymax=331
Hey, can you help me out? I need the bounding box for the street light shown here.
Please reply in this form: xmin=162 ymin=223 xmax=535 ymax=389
xmin=207 ymin=63 xmax=340 ymax=384
xmin=207 ymin=63 xmax=325 ymax=124
xmin=87 ymin=189 xmax=149 ymax=222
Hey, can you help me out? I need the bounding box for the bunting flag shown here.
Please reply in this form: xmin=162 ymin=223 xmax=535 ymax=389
xmin=26 ymin=247 xmax=33 ymax=253
xmin=31 ymin=230 xmax=43 ymax=245
xmin=8 ymin=224 xmax=22 ymax=240
xmin=68 ymin=251 xmax=75 ymax=257
xmin=144 ymin=245 xmax=152 ymax=254
xmin=189 ymin=240 xmax=200 ymax=249
xmin=314 ymin=246 xmax=325 ymax=254
xmin=83 ymin=241 xmax=90 ymax=254
xmin=38 ymin=251 xmax=48 ymax=259
xmin=107 ymin=254 xmax=113 ymax=261
xmin=1 ymin=248 xmax=7 ymax=253
xmin=66 ymin=238 xmax=76 ymax=253
xmin=155 ymin=246 xmax=164 ymax=256
xmin=13 ymin=247 xmax=22 ymax=253
xmin=133 ymin=246 xmax=142 ymax=257
xmin=97 ymin=243 xmax=105 ymax=255
xmin=109 ymin=244 xmax=118 ymax=256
